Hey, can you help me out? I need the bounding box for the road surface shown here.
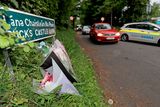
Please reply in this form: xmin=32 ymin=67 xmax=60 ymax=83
xmin=76 ymin=32 xmax=160 ymax=107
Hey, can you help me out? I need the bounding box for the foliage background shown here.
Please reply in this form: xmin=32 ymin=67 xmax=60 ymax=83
xmin=0 ymin=29 xmax=107 ymax=106
xmin=0 ymin=0 xmax=160 ymax=106
xmin=0 ymin=0 xmax=78 ymax=28
xmin=80 ymin=0 xmax=160 ymax=26
xmin=1 ymin=0 xmax=160 ymax=27
xmin=0 ymin=0 xmax=107 ymax=106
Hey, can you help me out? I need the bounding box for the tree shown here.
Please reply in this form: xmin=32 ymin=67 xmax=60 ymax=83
xmin=80 ymin=0 xmax=125 ymax=25
xmin=80 ymin=0 xmax=149 ymax=26
xmin=123 ymin=0 xmax=148 ymax=22
xmin=150 ymin=3 xmax=160 ymax=17
xmin=0 ymin=0 xmax=78 ymax=28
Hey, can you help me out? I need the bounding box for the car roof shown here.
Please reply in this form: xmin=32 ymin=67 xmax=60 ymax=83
xmin=94 ymin=22 xmax=110 ymax=24
xmin=83 ymin=25 xmax=90 ymax=27
xmin=122 ymin=22 xmax=160 ymax=28
xmin=124 ymin=22 xmax=151 ymax=25
xmin=123 ymin=22 xmax=157 ymax=26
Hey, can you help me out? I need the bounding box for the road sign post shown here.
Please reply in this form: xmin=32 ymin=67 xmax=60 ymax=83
xmin=70 ymin=16 xmax=74 ymax=29
xmin=2 ymin=49 xmax=15 ymax=81
xmin=101 ymin=17 xmax=105 ymax=22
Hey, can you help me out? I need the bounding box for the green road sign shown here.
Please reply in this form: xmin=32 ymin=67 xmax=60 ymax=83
xmin=0 ymin=7 xmax=55 ymax=44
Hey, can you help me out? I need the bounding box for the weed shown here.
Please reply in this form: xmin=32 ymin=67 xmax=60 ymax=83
xmin=0 ymin=29 xmax=108 ymax=107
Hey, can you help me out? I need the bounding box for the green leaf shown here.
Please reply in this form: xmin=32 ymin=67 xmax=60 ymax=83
xmin=18 ymin=36 xmax=26 ymax=41
xmin=28 ymin=42 xmax=35 ymax=48
xmin=0 ymin=19 xmax=10 ymax=31
xmin=23 ymin=45 xmax=30 ymax=52
xmin=0 ymin=36 xmax=10 ymax=48
xmin=8 ymin=37 xmax=15 ymax=45
xmin=11 ymin=97 xmax=28 ymax=105
xmin=0 ymin=19 xmax=6 ymax=25
xmin=41 ymin=99 xmax=45 ymax=104
xmin=10 ymin=0 xmax=19 ymax=8
xmin=15 ymin=38 xmax=19 ymax=43
xmin=3 ymin=6 xmax=9 ymax=11
xmin=3 ymin=23 xmax=10 ymax=31
xmin=0 ymin=28 xmax=5 ymax=34
xmin=20 ymin=74 xmax=26 ymax=79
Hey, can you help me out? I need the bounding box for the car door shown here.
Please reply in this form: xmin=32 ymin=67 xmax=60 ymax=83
xmin=144 ymin=24 xmax=160 ymax=43
xmin=128 ymin=24 xmax=153 ymax=42
xmin=134 ymin=24 xmax=151 ymax=42
xmin=122 ymin=24 xmax=142 ymax=40
xmin=130 ymin=24 xmax=160 ymax=43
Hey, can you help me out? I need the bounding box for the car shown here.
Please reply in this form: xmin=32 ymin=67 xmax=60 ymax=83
xmin=89 ymin=23 xmax=120 ymax=43
xmin=75 ymin=24 xmax=82 ymax=31
xmin=82 ymin=25 xmax=91 ymax=35
xmin=120 ymin=22 xmax=160 ymax=45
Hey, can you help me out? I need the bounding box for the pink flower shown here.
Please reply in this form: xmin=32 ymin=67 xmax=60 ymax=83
xmin=40 ymin=71 xmax=53 ymax=87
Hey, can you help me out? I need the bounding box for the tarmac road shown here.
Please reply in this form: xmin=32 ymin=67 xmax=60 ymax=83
xmin=76 ymin=32 xmax=160 ymax=107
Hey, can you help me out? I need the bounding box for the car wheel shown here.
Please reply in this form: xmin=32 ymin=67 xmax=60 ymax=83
xmin=157 ymin=39 xmax=160 ymax=46
xmin=89 ymin=35 xmax=96 ymax=42
xmin=89 ymin=35 xmax=92 ymax=40
xmin=121 ymin=34 xmax=128 ymax=41
xmin=114 ymin=41 xmax=119 ymax=44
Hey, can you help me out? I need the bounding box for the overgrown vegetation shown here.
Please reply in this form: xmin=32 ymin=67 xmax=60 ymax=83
xmin=0 ymin=0 xmax=108 ymax=106
xmin=0 ymin=0 xmax=78 ymax=28
xmin=150 ymin=2 xmax=160 ymax=17
xmin=80 ymin=0 xmax=160 ymax=25
xmin=0 ymin=0 xmax=160 ymax=106
xmin=0 ymin=29 xmax=107 ymax=107
xmin=1 ymin=0 xmax=160 ymax=28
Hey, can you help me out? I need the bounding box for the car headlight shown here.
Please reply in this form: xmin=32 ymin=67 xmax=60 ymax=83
xmin=115 ymin=32 xmax=120 ymax=36
xmin=97 ymin=33 xmax=103 ymax=36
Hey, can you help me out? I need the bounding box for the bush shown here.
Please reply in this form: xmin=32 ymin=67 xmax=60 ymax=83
xmin=0 ymin=29 xmax=107 ymax=107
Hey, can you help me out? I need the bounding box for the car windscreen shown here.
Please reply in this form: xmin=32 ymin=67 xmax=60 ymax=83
xmin=83 ymin=26 xmax=90 ymax=29
xmin=95 ymin=24 xmax=111 ymax=30
xmin=76 ymin=25 xmax=82 ymax=27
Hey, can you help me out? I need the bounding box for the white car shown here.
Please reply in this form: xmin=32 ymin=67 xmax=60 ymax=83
xmin=120 ymin=22 xmax=160 ymax=45
xmin=76 ymin=25 xmax=82 ymax=31
xmin=82 ymin=25 xmax=91 ymax=35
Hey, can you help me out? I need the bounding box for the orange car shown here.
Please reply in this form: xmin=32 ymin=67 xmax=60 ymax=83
xmin=89 ymin=23 xmax=120 ymax=43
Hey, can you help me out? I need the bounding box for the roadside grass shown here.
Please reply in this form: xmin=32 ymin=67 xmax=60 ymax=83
xmin=0 ymin=29 xmax=108 ymax=107
xmin=56 ymin=29 xmax=108 ymax=107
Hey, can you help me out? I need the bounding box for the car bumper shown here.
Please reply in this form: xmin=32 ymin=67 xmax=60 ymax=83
xmin=95 ymin=36 xmax=120 ymax=42
xmin=82 ymin=31 xmax=90 ymax=34
xmin=76 ymin=28 xmax=82 ymax=31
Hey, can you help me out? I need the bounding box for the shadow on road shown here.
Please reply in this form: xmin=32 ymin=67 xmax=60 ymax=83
xmin=87 ymin=37 xmax=119 ymax=45
xmin=122 ymin=40 xmax=160 ymax=47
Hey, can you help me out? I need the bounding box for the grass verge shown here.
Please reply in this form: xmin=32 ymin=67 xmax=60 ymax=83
xmin=0 ymin=29 xmax=108 ymax=107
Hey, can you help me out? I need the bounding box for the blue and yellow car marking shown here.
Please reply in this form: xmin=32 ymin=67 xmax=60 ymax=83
xmin=120 ymin=29 xmax=160 ymax=36
xmin=141 ymin=35 xmax=153 ymax=39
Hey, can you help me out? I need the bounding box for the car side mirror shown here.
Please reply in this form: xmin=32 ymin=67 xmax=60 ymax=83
xmin=153 ymin=28 xmax=159 ymax=31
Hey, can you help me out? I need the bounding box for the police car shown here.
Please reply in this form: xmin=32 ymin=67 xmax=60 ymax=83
xmin=120 ymin=22 xmax=160 ymax=45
